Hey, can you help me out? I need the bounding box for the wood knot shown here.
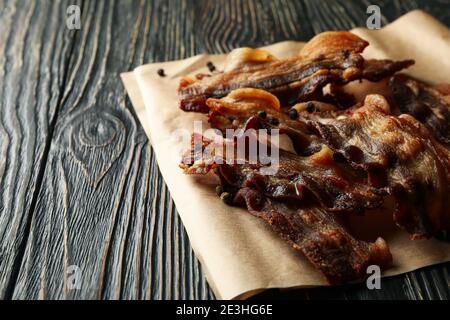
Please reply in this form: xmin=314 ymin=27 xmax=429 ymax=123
xmin=70 ymin=111 xmax=126 ymax=188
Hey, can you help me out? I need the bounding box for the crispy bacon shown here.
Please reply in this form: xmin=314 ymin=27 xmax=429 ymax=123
xmin=235 ymin=188 xmax=392 ymax=284
xmin=180 ymin=135 xmax=391 ymax=283
xmin=177 ymin=30 xmax=449 ymax=285
xmin=181 ymin=135 xmax=383 ymax=213
xmin=362 ymin=60 xmax=414 ymax=81
xmin=184 ymin=88 xmax=450 ymax=238
xmin=307 ymin=94 xmax=450 ymax=238
xmin=178 ymin=32 xmax=413 ymax=113
xmin=205 ymin=88 xmax=320 ymax=155
xmin=390 ymin=74 xmax=450 ymax=147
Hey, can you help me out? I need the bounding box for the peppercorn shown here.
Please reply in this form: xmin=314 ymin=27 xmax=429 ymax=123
xmin=306 ymin=102 xmax=316 ymax=113
xmin=157 ymin=68 xmax=166 ymax=77
xmin=343 ymin=49 xmax=350 ymax=59
xmin=215 ymin=185 xmax=223 ymax=196
xmin=289 ymin=108 xmax=298 ymax=119
xmin=257 ymin=111 xmax=267 ymax=119
xmin=270 ymin=117 xmax=280 ymax=126
xmin=207 ymin=61 xmax=216 ymax=72
xmin=220 ymin=192 xmax=233 ymax=205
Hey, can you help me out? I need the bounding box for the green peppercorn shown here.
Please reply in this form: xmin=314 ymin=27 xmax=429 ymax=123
xmin=220 ymin=192 xmax=233 ymax=205
xmin=215 ymin=185 xmax=223 ymax=196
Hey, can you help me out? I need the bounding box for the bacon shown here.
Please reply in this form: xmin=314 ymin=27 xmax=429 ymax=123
xmin=205 ymin=88 xmax=321 ymax=155
xmin=181 ymin=135 xmax=383 ymax=213
xmin=234 ymin=188 xmax=392 ymax=284
xmin=176 ymin=30 xmax=449 ymax=284
xmin=306 ymin=94 xmax=450 ymax=238
xmin=185 ymin=87 xmax=450 ymax=238
xmin=180 ymin=135 xmax=391 ymax=283
xmin=390 ymin=74 xmax=450 ymax=147
xmin=362 ymin=60 xmax=414 ymax=81
xmin=178 ymin=32 xmax=413 ymax=113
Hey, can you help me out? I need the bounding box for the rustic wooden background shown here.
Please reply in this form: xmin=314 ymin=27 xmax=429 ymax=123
xmin=0 ymin=0 xmax=449 ymax=300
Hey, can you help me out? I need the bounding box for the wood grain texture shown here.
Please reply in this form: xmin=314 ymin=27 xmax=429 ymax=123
xmin=0 ymin=0 xmax=78 ymax=298
xmin=0 ymin=0 xmax=449 ymax=300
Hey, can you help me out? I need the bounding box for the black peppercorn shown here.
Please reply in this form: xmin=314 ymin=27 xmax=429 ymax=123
xmin=270 ymin=117 xmax=280 ymax=126
xmin=343 ymin=49 xmax=350 ymax=59
xmin=306 ymin=102 xmax=316 ymax=113
xmin=257 ymin=111 xmax=267 ymax=119
xmin=220 ymin=192 xmax=233 ymax=205
xmin=157 ymin=68 xmax=166 ymax=77
xmin=289 ymin=108 xmax=298 ymax=119
xmin=207 ymin=61 xmax=216 ymax=72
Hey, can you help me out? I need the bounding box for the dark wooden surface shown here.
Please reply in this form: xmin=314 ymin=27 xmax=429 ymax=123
xmin=0 ymin=0 xmax=449 ymax=300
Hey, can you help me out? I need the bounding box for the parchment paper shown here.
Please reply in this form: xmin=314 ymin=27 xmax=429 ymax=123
xmin=121 ymin=10 xmax=450 ymax=300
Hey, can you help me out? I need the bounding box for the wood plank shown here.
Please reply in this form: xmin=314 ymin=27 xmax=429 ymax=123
xmin=10 ymin=0 xmax=215 ymax=300
xmin=3 ymin=0 xmax=449 ymax=300
xmin=0 ymin=0 xmax=78 ymax=299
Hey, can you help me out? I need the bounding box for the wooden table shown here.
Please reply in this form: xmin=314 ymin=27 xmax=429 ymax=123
xmin=0 ymin=0 xmax=449 ymax=300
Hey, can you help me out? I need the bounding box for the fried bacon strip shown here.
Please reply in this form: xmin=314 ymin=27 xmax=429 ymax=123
xmin=390 ymin=74 xmax=450 ymax=147
xmin=206 ymin=88 xmax=321 ymax=155
xmin=180 ymin=135 xmax=391 ymax=283
xmin=306 ymin=94 xmax=450 ymax=238
xmin=235 ymin=188 xmax=392 ymax=284
xmin=178 ymin=32 xmax=413 ymax=113
xmin=181 ymin=135 xmax=383 ymax=212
